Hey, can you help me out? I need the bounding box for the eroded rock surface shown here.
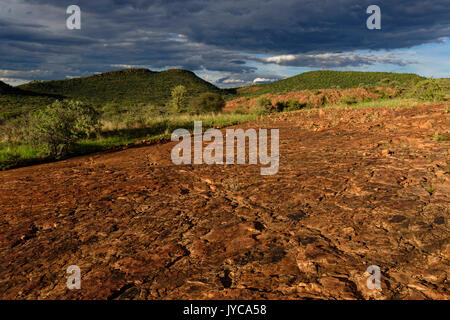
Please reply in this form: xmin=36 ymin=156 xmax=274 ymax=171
xmin=0 ymin=104 xmax=449 ymax=299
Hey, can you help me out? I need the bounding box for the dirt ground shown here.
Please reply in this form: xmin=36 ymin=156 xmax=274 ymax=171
xmin=0 ymin=104 xmax=449 ymax=300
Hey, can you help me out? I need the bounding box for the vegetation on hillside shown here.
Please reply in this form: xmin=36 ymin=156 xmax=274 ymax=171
xmin=0 ymin=81 xmax=61 ymax=121
xmin=408 ymin=79 xmax=445 ymax=102
xmin=229 ymin=71 xmax=424 ymax=99
xmin=189 ymin=92 xmax=225 ymax=114
xmin=18 ymin=68 xmax=221 ymax=108
xmin=0 ymin=70 xmax=427 ymax=121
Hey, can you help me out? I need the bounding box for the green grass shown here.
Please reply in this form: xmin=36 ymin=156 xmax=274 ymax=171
xmin=0 ymin=112 xmax=258 ymax=170
xmin=0 ymin=144 xmax=45 ymax=170
xmin=323 ymin=98 xmax=433 ymax=110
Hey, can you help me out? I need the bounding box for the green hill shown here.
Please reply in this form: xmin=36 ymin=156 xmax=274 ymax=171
xmin=0 ymin=81 xmax=60 ymax=120
xmin=18 ymin=68 xmax=222 ymax=107
xmin=232 ymin=70 xmax=425 ymax=98
xmin=0 ymin=81 xmax=14 ymax=94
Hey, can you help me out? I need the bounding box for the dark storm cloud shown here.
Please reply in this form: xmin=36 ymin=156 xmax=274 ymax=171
xmin=1 ymin=0 xmax=449 ymax=85
xmin=21 ymin=0 xmax=450 ymax=52
xmin=1 ymin=0 xmax=257 ymax=82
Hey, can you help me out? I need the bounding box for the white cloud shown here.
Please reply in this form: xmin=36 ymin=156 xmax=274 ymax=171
xmin=223 ymin=78 xmax=245 ymax=84
xmin=110 ymin=64 xmax=142 ymax=69
xmin=0 ymin=77 xmax=30 ymax=86
xmin=263 ymin=55 xmax=297 ymax=64
xmin=253 ymin=77 xmax=278 ymax=84
xmin=0 ymin=69 xmax=53 ymax=78
xmin=170 ymin=34 xmax=188 ymax=42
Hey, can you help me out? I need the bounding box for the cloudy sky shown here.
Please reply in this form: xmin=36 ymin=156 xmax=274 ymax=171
xmin=1 ymin=0 xmax=449 ymax=87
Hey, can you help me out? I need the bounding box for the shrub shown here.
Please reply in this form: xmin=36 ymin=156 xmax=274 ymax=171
xmin=170 ymin=85 xmax=188 ymax=113
xmin=369 ymin=87 xmax=399 ymax=99
xmin=286 ymin=100 xmax=307 ymax=111
xmin=339 ymin=95 xmax=359 ymax=105
xmin=275 ymin=100 xmax=306 ymax=112
xmin=190 ymin=92 xmax=225 ymax=114
xmin=318 ymin=95 xmax=328 ymax=107
xmin=27 ymin=100 xmax=99 ymax=158
xmin=253 ymin=97 xmax=274 ymax=115
xmin=408 ymin=79 xmax=445 ymax=102
xmin=274 ymin=101 xmax=287 ymax=112
xmin=258 ymin=97 xmax=272 ymax=108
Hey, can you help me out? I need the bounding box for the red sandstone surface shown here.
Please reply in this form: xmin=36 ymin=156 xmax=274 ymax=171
xmin=0 ymin=104 xmax=448 ymax=299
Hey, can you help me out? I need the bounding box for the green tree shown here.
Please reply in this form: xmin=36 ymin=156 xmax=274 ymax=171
xmin=27 ymin=100 xmax=99 ymax=158
xmin=253 ymin=97 xmax=274 ymax=115
xmin=170 ymin=85 xmax=188 ymax=113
